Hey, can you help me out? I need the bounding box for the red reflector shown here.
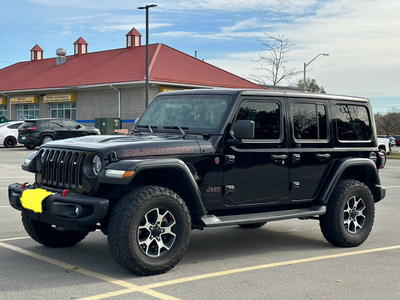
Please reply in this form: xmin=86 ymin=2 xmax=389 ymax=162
xmin=26 ymin=127 xmax=37 ymax=130
xmin=62 ymin=189 xmax=70 ymax=197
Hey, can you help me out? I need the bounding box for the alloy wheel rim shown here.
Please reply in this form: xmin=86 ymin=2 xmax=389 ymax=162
xmin=137 ymin=207 xmax=176 ymax=257
xmin=343 ymin=196 xmax=366 ymax=234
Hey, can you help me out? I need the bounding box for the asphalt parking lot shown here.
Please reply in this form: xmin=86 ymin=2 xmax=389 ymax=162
xmin=1 ymin=147 xmax=399 ymax=300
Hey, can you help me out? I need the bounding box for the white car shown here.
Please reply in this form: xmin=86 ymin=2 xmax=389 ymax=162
xmin=0 ymin=121 xmax=23 ymax=148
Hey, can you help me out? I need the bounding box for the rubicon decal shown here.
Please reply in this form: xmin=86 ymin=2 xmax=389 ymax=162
xmin=123 ymin=146 xmax=195 ymax=157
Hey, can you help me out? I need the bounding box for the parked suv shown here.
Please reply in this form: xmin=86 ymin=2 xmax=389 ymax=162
xmin=9 ymin=89 xmax=386 ymax=275
xmin=18 ymin=118 xmax=100 ymax=149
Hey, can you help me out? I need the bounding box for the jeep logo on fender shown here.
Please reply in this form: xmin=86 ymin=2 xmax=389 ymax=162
xmin=123 ymin=146 xmax=195 ymax=157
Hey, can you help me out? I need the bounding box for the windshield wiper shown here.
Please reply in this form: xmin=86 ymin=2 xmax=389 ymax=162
xmin=164 ymin=126 xmax=188 ymax=138
xmin=136 ymin=125 xmax=156 ymax=133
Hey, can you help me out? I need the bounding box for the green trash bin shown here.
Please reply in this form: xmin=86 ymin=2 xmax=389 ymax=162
xmin=0 ymin=116 xmax=9 ymax=124
xmin=94 ymin=118 xmax=121 ymax=134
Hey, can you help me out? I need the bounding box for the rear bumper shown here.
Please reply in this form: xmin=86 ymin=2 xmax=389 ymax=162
xmin=8 ymin=183 xmax=109 ymax=232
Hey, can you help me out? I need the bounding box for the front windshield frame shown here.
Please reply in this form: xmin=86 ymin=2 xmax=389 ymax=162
xmin=136 ymin=94 xmax=233 ymax=134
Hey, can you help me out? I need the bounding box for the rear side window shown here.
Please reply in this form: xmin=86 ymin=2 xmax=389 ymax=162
xmin=236 ymin=101 xmax=280 ymax=139
xmin=292 ymin=103 xmax=327 ymax=140
xmin=335 ymin=104 xmax=371 ymax=141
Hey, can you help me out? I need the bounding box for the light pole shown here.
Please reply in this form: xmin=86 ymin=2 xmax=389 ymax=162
xmin=137 ymin=4 xmax=157 ymax=108
xmin=303 ymin=53 xmax=329 ymax=91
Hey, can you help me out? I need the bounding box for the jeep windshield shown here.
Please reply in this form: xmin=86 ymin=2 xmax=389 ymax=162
xmin=135 ymin=94 xmax=232 ymax=134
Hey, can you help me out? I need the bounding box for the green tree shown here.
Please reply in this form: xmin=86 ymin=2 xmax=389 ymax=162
xmin=297 ymin=78 xmax=326 ymax=93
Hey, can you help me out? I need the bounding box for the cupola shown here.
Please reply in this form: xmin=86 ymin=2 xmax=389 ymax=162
xmin=126 ymin=28 xmax=142 ymax=49
xmin=30 ymin=44 xmax=44 ymax=61
xmin=74 ymin=37 xmax=88 ymax=56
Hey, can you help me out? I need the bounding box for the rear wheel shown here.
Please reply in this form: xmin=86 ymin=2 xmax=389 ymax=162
xmin=107 ymin=186 xmax=191 ymax=275
xmin=4 ymin=136 xmax=17 ymax=148
xmin=22 ymin=212 xmax=88 ymax=247
xmin=41 ymin=135 xmax=53 ymax=145
xmin=319 ymin=180 xmax=375 ymax=247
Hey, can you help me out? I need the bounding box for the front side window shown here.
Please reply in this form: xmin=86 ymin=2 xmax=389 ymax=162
xmin=236 ymin=101 xmax=280 ymax=140
xmin=335 ymin=104 xmax=371 ymax=141
xmin=293 ymin=103 xmax=327 ymax=140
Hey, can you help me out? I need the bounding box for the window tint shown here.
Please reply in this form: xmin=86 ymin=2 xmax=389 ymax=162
xmin=64 ymin=120 xmax=79 ymax=128
xmin=236 ymin=101 xmax=280 ymax=139
xmin=293 ymin=103 xmax=327 ymax=140
xmin=50 ymin=120 xmax=64 ymax=128
xmin=335 ymin=104 xmax=371 ymax=141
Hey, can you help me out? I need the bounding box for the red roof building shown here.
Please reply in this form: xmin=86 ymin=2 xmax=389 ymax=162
xmin=0 ymin=28 xmax=263 ymax=130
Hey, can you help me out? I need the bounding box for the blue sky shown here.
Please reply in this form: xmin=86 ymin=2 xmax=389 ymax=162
xmin=1 ymin=0 xmax=399 ymax=113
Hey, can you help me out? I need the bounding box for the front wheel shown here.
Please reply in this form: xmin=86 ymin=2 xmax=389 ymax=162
xmin=107 ymin=186 xmax=191 ymax=276
xmin=319 ymin=180 xmax=375 ymax=247
xmin=22 ymin=212 xmax=88 ymax=247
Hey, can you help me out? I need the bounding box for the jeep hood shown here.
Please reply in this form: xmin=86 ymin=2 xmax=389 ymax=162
xmin=41 ymin=134 xmax=203 ymax=159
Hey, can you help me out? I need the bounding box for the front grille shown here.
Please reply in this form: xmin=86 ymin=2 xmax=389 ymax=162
xmin=39 ymin=149 xmax=88 ymax=190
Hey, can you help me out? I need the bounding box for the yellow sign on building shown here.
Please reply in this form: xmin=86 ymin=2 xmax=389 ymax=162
xmin=0 ymin=97 xmax=7 ymax=105
xmin=43 ymin=92 xmax=76 ymax=103
xmin=10 ymin=96 xmax=39 ymax=104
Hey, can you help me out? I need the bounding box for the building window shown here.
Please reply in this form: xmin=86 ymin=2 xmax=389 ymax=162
xmin=17 ymin=104 xmax=39 ymax=120
xmin=0 ymin=105 xmax=6 ymax=117
xmin=51 ymin=103 xmax=76 ymax=120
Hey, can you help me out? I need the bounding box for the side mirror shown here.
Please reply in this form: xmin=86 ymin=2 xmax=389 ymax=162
xmin=234 ymin=120 xmax=255 ymax=139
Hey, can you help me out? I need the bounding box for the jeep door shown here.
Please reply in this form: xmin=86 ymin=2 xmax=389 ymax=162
xmin=288 ymin=98 xmax=334 ymax=201
xmin=223 ymin=97 xmax=289 ymax=206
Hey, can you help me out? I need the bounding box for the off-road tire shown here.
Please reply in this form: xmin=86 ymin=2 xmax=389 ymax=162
xmin=239 ymin=222 xmax=267 ymax=229
xmin=4 ymin=136 xmax=17 ymax=148
xmin=319 ymin=179 xmax=375 ymax=247
xmin=107 ymin=186 xmax=191 ymax=276
xmin=22 ymin=212 xmax=88 ymax=247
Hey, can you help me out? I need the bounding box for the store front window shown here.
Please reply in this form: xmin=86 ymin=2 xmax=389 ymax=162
xmin=51 ymin=103 xmax=76 ymax=120
xmin=17 ymin=104 xmax=39 ymax=120
xmin=0 ymin=105 xmax=6 ymax=117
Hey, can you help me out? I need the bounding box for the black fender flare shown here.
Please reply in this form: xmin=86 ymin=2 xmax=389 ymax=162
xmin=319 ymin=158 xmax=385 ymax=205
xmin=99 ymin=158 xmax=207 ymax=216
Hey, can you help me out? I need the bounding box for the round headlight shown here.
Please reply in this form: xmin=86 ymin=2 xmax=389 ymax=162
xmin=92 ymin=155 xmax=102 ymax=175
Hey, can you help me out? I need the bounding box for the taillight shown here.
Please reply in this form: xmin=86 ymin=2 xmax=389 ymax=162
xmin=26 ymin=126 xmax=37 ymax=130
xmin=378 ymin=152 xmax=386 ymax=169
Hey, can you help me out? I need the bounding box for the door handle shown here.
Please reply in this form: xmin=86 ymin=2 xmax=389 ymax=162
xmin=271 ymin=154 xmax=288 ymax=164
xmin=316 ymin=153 xmax=331 ymax=160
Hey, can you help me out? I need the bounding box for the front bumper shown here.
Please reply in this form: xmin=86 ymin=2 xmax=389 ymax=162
xmin=9 ymin=183 xmax=109 ymax=232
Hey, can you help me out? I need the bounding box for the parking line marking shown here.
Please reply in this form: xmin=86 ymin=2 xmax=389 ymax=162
xmin=0 ymin=241 xmax=181 ymax=300
xmin=384 ymin=186 xmax=400 ymax=188
xmin=143 ymin=245 xmax=400 ymax=290
xmin=76 ymin=244 xmax=400 ymax=300
xmin=0 ymin=236 xmax=30 ymax=242
xmin=1 ymin=239 xmax=398 ymax=300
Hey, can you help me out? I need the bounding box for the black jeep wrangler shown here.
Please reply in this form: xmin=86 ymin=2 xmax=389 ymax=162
xmin=9 ymin=89 xmax=386 ymax=275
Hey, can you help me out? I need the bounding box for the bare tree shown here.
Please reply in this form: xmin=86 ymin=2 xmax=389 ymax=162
xmin=250 ymin=34 xmax=302 ymax=89
xmin=375 ymin=107 xmax=400 ymax=136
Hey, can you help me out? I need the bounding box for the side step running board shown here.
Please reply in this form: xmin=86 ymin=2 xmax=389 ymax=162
xmin=197 ymin=205 xmax=326 ymax=228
